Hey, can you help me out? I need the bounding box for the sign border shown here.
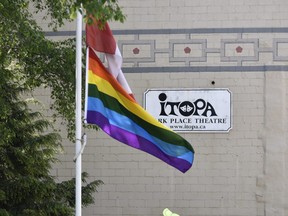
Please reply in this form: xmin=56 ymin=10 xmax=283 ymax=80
xmin=143 ymin=88 xmax=232 ymax=133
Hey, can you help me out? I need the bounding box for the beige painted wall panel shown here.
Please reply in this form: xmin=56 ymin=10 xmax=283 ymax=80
xmin=30 ymin=0 xmax=288 ymax=215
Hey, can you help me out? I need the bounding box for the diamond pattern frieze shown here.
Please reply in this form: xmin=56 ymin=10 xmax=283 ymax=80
xmin=118 ymin=40 xmax=155 ymax=66
xmin=112 ymin=30 xmax=288 ymax=70
xmin=221 ymin=39 xmax=259 ymax=64
xmin=46 ymin=28 xmax=288 ymax=71
xmin=273 ymin=38 xmax=288 ymax=61
xmin=169 ymin=39 xmax=207 ymax=64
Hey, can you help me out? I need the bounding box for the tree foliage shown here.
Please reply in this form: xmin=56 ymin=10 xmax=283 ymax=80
xmin=0 ymin=0 xmax=124 ymax=214
xmin=0 ymin=71 xmax=103 ymax=215
xmin=0 ymin=0 xmax=125 ymax=140
xmin=31 ymin=0 xmax=126 ymax=29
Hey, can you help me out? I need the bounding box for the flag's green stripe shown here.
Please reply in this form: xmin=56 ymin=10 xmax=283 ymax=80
xmin=88 ymin=84 xmax=194 ymax=153
xmin=88 ymin=69 xmax=168 ymax=131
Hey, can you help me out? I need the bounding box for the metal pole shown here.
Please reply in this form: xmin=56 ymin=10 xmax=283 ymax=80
xmin=75 ymin=7 xmax=83 ymax=216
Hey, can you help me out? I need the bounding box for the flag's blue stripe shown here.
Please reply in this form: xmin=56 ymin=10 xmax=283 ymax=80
xmin=87 ymin=97 xmax=192 ymax=163
xmin=87 ymin=110 xmax=193 ymax=172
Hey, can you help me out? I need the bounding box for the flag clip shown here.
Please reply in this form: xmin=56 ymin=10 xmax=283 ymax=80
xmin=73 ymin=133 xmax=87 ymax=162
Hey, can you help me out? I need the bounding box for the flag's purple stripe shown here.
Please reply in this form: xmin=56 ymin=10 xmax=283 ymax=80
xmin=87 ymin=97 xmax=192 ymax=162
xmin=87 ymin=110 xmax=193 ymax=173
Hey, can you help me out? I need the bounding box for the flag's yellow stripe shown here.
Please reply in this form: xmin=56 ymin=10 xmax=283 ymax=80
xmin=88 ymin=69 xmax=171 ymax=131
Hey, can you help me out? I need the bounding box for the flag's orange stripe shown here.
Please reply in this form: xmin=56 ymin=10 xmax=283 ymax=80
xmin=88 ymin=50 xmax=135 ymax=103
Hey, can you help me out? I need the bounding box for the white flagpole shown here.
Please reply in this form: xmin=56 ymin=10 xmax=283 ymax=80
xmin=75 ymin=7 xmax=83 ymax=216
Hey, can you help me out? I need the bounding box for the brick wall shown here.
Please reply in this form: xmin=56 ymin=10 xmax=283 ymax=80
xmin=36 ymin=0 xmax=288 ymax=215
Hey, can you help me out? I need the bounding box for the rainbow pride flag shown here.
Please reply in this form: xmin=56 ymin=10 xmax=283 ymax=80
xmin=85 ymin=48 xmax=194 ymax=173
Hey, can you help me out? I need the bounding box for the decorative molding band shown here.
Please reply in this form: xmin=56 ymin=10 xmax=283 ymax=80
xmin=44 ymin=28 xmax=288 ymax=36
xmin=122 ymin=65 xmax=288 ymax=73
xmin=44 ymin=28 xmax=288 ymax=73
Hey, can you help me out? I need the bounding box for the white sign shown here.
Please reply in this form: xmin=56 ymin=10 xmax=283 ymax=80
xmin=144 ymin=88 xmax=232 ymax=132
